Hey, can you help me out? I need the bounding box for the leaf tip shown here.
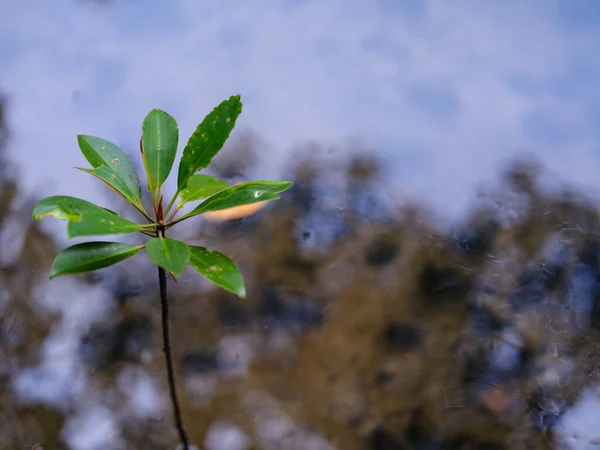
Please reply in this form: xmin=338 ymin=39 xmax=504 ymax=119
xmin=169 ymin=270 xmax=180 ymax=283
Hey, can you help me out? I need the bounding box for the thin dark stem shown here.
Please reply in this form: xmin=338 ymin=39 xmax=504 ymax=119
xmin=157 ymin=228 xmax=189 ymax=450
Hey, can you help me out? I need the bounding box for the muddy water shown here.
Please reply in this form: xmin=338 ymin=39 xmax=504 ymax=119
xmin=2 ymin=116 xmax=600 ymax=448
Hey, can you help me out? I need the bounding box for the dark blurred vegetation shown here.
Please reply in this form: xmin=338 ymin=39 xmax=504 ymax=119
xmin=1 ymin=96 xmax=65 ymax=448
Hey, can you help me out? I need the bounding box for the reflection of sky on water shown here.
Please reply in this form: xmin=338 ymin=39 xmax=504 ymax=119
xmin=3 ymin=1 xmax=600 ymax=448
xmin=2 ymin=0 xmax=600 ymax=226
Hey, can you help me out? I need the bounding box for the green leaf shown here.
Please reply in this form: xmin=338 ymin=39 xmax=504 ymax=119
xmin=146 ymin=237 xmax=190 ymax=278
xmin=177 ymin=95 xmax=243 ymax=192
xmin=178 ymin=174 xmax=229 ymax=206
xmin=141 ymin=147 xmax=157 ymax=192
xmin=32 ymin=195 xmax=146 ymax=239
xmin=50 ymin=241 xmax=143 ymax=279
xmin=188 ymin=245 xmax=246 ymax=298
xmin=180 ymin=181 xmax=293 ymax=221
xmin=142 ymin=109 xmax=179 ymax=188
xmin=75 ymin=165 xmax=143 ymax=206
xmin=77 ymin=135 xmax=142 ymax=205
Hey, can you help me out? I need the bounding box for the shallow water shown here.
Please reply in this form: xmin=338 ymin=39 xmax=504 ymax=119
xmin=3 ymin=143 xmax=600 ymax=449
xmin=3 ymin=1 xmax=600 ymax=449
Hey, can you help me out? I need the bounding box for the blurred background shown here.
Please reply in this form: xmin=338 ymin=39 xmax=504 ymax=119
xmin=2 ymin=1 xmax=600 ymax=449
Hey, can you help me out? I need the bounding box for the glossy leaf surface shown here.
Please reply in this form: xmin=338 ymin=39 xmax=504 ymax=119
xmin=77 ymin=135 xmax=142 ymax=205
xmin=76 ymin=165 xmax=143 ymax=207
xmin=180 ymin=181 xmax=292 ymax=221
xmin=177 ymin=95 xmax=242 ymax=191
xmin=178 ymin=174 xmax=229 ymax=206
xmin=32 ymin=195 xmax=145 ymax=238
xmin=141 ymin=145 xmax=157 ymax=192
xmin=142 ymin=109 xmax=179 ymax=187
xmin=188 ymin=245 xmax=246 ymax=298
xmin=146 ymin=237 xmax=190 ymax=277
xmin=50 ymin=241 xmax=142 ymax=279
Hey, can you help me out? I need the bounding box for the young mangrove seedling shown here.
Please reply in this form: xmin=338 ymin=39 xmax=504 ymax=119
xmin=31 ymin=94 xmax=292 ymax=450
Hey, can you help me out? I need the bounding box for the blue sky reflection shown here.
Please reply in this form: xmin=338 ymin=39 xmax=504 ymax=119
xmin=2 ymin=0 xmax=600 ymax=226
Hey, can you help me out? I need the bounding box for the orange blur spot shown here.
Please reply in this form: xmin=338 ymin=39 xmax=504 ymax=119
xmin=203 ymin=201 xmax=268 ymax=221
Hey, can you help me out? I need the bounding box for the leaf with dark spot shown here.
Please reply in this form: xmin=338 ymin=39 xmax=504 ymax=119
xmin=146 ymin=237 xmax=190 ymax=278
xmin=49 ymin=241 xmax=143 ymax=278
xmin=178 ymin=174 xmax=229 ymax=206
xmin=188 ymin=245 xmax=246 ymax=298
xmin=177 ymin=95 xmax=243 ymax=191
xmin=77 ymin=135 xmax=142 ymax=206
xmin=32 ymin=195 xmax=146 ymax=239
